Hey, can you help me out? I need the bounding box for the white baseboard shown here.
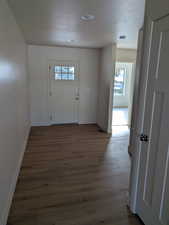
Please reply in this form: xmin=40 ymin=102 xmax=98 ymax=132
xmin=79 ymin=121 xmax=97 ymax=125
xmin=31 ymin=122 xmax=97 ymax=127
xmin=31 ymin=122 xmax=50 ymax=126
xmin=113 ymin=106 xmax=128 ymax=109
xmin=0 ymin=126 xmax=31 ymax=225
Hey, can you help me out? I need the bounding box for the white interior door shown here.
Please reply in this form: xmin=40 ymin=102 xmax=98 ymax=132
xmin=49 ymin=62 xmax=79 ymax=124
xmin=137 ymin=15 xmax=169 ymax=225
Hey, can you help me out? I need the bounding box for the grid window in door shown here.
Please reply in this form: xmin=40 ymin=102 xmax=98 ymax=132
xmin=54 ymin=65 xmax=75 ymax=80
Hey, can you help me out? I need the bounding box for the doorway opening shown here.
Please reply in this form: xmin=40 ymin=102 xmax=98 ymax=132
xmin=112 ymin=62 xmax=135 ymax=138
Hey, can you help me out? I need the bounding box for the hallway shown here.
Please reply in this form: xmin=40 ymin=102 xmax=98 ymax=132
xmin=8 ymin=125 xmax=143 ymax=225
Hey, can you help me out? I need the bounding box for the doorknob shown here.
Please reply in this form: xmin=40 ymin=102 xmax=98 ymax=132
xmin=140 ymin=134 xmax=149 ymax=142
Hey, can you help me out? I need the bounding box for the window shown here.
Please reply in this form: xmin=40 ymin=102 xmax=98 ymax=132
xmin=54 ymin=65 xmax=75 ymax=80
xmin=114 ymin=65 xmax=126 ymax=96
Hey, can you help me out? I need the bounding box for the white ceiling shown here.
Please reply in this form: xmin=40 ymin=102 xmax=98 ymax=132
xmin=8 ymin=0 xmax=145 ymax=49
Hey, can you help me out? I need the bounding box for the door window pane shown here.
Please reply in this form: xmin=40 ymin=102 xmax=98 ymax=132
xmin=54 ymin=65 xmax=75 ymax=80
xmin=55 ymin=73 xmax=62 ymax=80
xmin=55 ymin=66 xmax=61 ymax=72
xmin=62 ymin=66 xmax=69 ymax=73
xmin=69 ymin=67 xmax=75 ymax=74
xmin=61 ymin=74 xmax=68 ymax=80
xmin=68 ymin=74 xmax=75 ymax=80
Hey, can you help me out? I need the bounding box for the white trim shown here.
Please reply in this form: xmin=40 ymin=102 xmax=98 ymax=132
xmin=31 ymin=122 xmax=51 ymax=127
xmin=107 ymin=81 xmax=114 ymax=133
xmin=107 ymin=44 xmax=116 ymax=134
xmin=128 ymin=29 xmax=144 ymax=156
xmin=79 ymin=122 xmax=97 ymax=125
xmin=129 ymin=27 xmax=145 ymax=213
xmin=32 ymin=122 xmax=98 ymax=126
xmin=0 ymin=126 xmax=31 ymax=225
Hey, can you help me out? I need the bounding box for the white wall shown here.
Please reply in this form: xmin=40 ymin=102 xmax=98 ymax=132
xmin=97 ymin=44 xmax=116 ymax=132
xmin=114 ymin=49 xmax=137 ymax=108
xmin=28 ymin=45 xmax=100 ymax=126
xmin=116 ymin=48 xmax=137 ymax=63
xmin=0 ymin=0 xmax=30 ymax=224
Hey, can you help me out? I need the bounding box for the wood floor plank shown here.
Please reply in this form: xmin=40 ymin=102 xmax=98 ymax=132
xmin=8 ymin=124 xmax=143 ymax=225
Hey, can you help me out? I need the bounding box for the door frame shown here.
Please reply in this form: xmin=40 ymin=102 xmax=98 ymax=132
xmin=47 ymin=60 xmax=80 ymax=125
xmin=129 ymin=20 xmax=155 ymax=213
xmin=107 ymin=44 xmax=117 ymax=134
xmin=127 ymin=62 xmax=136 ymax=127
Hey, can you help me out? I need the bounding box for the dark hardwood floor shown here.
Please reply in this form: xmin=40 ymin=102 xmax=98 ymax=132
xmin=8 ymin=124 xmax=143 ymax=225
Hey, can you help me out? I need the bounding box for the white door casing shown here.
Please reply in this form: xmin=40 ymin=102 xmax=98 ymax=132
xmin=137 ymin=15 xmax=169 ymax=225
xmin=49 ymin=61 xmax=79 ymax=125
xmin=128 ymin=29 xmax=143 ymax=156
xmin=129 ymin=28 xmax=144 ymax=212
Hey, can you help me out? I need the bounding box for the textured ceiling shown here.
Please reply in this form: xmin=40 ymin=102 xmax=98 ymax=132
xmin=8 ymin=0 xmax=145 ymax=49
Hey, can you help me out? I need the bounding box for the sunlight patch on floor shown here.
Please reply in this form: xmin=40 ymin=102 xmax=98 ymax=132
xmin=112 ymin=108 xmax=128 ymax=126
xmin=112 ymin=108 xmax=129 ymax=138
xmin=112 ymin=125 xmax=129 ymax=138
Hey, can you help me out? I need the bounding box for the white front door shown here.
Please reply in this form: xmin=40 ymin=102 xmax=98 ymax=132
xmin=49 ymin=62 xmax=79 ymax=124
xmin=137 ymin=16 xmax=169 ymax=225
